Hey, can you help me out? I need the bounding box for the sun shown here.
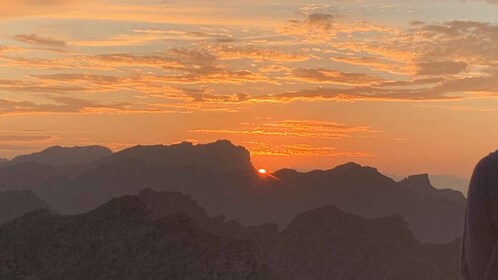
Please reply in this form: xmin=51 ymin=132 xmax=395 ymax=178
xmin=258 ymin=168 xmax=267 ymax=174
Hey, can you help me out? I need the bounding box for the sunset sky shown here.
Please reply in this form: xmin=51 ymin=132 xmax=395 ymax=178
xmin=1 ymin=0 xmax=498 ymax=178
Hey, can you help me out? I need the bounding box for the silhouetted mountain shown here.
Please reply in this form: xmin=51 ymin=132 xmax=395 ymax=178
xmin=0 ymin=190 xmax=53 ymax=225
xmin=400 ymin=174 xmax=465 ymax=204
xmin=0 ymin=195 xmax=269 ymax=280
xmin=41 ymin=155 xmax=290 ymax=228
xmin=10 ymin=145 xmax=112 ymax=166
xmin=104 ymin=140 xmax=253 ymax=174
xmin=266 ymin=205 xmax=463 ymax=280
xmin=0 ymin=158 xmax=8 ymax=167
xmin=0 ymin=141 xmax=465 ymax=244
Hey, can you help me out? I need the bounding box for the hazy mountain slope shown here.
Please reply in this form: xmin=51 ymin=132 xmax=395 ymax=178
xmin=0 ymin=190 xmax=53 ymax=225
xmin=43 ymin=157 xmax=292 ymax=227
xmin=429 ymin=174 xmax=470 ymax=196
xmin=267 ymin=205 xmax=463 ymax=280
xmin=0 ymin=162 xmax=61 ymax=192
xmin=10 ymin=145 xmax=112 ymax=166
xmin=0 ymin=196 xmax=269 ymax=280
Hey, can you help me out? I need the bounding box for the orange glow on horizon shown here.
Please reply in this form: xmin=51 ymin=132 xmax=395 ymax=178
xmin=258 ymin=168 xmax=267 ymax=174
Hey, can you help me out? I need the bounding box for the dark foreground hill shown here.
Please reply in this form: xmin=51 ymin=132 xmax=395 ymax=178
xmin=0 ymin=193 xmax=269 ymax=280
xmin=0 ymin=189 xmax=463 ymax=280
xmin=0 ymin=140 xmax=466 ymax=243
xmin=0 ymin=190 xmax=53 ymax=225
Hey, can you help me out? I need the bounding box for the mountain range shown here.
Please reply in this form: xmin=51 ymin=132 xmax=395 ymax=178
xmin=0 ymin=140 xmax=465 ymax=244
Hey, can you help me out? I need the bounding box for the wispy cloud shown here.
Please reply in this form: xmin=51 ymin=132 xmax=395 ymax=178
xmin=191 ymin=120 xmax=378 ymax=140
xmin=0 ymin=96 xmax=128 ymax=115
xmin=12 ymin=34 xmax=67 ymax=48
xmin=244 ymin=141 xmax=373 ymax=157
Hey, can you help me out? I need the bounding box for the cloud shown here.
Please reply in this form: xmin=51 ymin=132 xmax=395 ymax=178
xmin=191 ymin=120 xmax=375 ymax=157
xmin=279 ymin=12 xmax=397 ymax=41
xmin=331 ymin=56 xmax=411 ymax=75
xmin=12 ymin=34 xmax=67 ymax=48
xmin=0 ymin=45 xmax=22 ymax=54
xmin=0 ymin=53 xmax=184 ymax=71
xmin=3 ymin=9 xmax=498 ymax=111
xmin=208 ymin=45 xmax=308 ymax=62
xmin=409 ymin=20 xmax=498 ymax=65
xmin=244 ymin=141 xmax=372 ymax=157
xmin=0 ymin=0 xmax=84 ymax=18
xmin=290 ymin=68 xmax=382 ymax=85
xmin=0 ymin=135 xmax=53 ymax=142
xmin=416 ymin=61 xmax=469 ymax=76
xmin=0 ymin=96 xmax=129 ymax=115
xmin=0 ymin=77 xmax=90 ymax=94
xmin=252 ymin=85 xmax=463 ymax=103
xmin=191 ymin=120 xmax=377 ymax=140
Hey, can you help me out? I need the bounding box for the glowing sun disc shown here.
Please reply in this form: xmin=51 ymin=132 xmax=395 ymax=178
xmin=258 ymin=168 xmax=267 ymax=174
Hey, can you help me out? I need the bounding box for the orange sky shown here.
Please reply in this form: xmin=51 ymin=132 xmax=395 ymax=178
xmin=1 ymin=0 xmax=498 ymax=178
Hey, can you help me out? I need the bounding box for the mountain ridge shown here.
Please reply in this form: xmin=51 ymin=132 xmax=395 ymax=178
xmin=0 ymin=141 xmax=466 ymax=243
xmin=10 ymin=145 xmax=112 ymax=166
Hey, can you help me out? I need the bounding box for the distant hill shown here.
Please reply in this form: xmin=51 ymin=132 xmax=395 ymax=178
xmin=0 ymin=194 xmax=269 ymax=280
xmin=387 ymin=173 xmax=470 ymax=196
xmin=0 ymin=189 xmax=463 ymax=279
xmin=429 ymin=174 xmax=470 ymax=196
xmin=10 ymin=145 xmax=112 ymax=166
xmin=400 ymin=174 xmax=465 ymax=204
xmin=0 ymin=141 xmax=466 ymax=243
xmin=0 ymin=190 xmax=53 ymax=225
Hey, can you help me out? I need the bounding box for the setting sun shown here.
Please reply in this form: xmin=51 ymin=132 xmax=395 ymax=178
xmin=0 ymin=0 xmax=490 ymax=277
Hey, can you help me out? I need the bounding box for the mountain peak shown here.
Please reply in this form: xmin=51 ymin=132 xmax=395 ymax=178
xmin=110 ymin=140 xmax=253 ymax=174
xmin=340 ymin=162 xmax=362 ymax=168
xmin=85 ymin=195 xmax=151 ymax=221
xmin=332 ymin=162 xmax=379 ymax=175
